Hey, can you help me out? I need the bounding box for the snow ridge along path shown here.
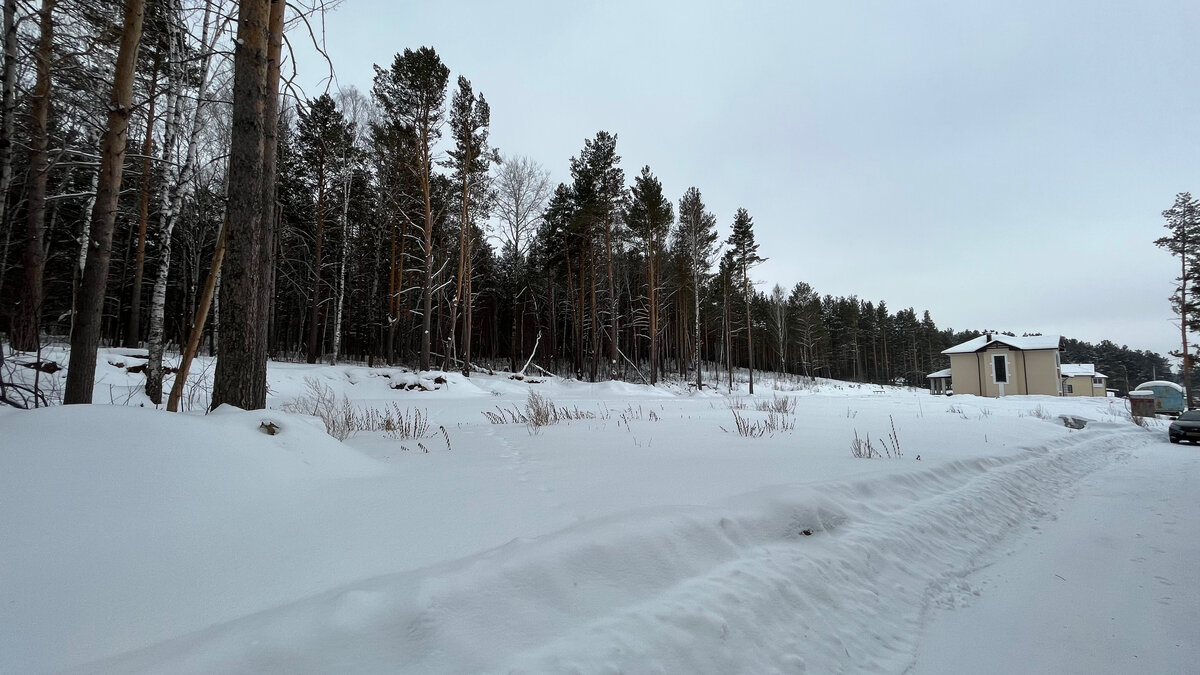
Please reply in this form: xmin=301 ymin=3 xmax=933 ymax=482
xmin=69 ymin=423 xmax=1151 ymax=675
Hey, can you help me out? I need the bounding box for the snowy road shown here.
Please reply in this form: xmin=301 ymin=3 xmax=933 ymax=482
xmin=909 ymin=438 xmax=1200 ymax=674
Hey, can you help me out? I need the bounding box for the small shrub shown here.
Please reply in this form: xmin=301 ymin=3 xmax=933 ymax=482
xmin=850 ymin=416 xmax=905 ymax=459
xmin=1021 ymin=405 xmax=1052 ymax=421
xmin=483 ymin=405 xmax=527 ymax=425
xmin=526 ymin=390 xmax=557 ymax=428
xmin=724 ymin=409 xmax=796 ymax=437
xmin=282 ymin=377 xmax=432 ymax=441
xmin=755 ymin=395 xmax=797 ymax=414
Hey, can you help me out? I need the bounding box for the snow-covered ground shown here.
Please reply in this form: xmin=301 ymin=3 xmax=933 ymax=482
xmin=0 ymin=349 xmax=1194 ymax=674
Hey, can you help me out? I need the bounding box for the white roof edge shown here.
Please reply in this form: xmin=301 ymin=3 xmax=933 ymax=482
xmin=942 ymin=334 xmax=1062 ymax=354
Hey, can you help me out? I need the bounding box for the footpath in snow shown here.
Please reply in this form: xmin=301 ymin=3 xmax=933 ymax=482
xmin=0 ymin=351 xmax=1191 ymax=673
xmin=909 ymin=438 xmax=1200 ymax=675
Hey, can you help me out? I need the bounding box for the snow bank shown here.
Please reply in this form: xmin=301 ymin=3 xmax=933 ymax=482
xmin=0 ymin=357 xmax=1167 ymax=673
xmin=64 ymin=424 xmax=1151 ymax=675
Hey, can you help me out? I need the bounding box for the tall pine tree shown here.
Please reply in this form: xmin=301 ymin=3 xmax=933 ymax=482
xmin=1155 ymin=191 xmax=1200 ymax=406
xmin=726 ymin=208 xmax=765 ymax=394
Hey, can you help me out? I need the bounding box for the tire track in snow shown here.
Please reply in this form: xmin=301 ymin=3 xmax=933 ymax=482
xmin=74 ymin=424 xmax=1156 ymax=675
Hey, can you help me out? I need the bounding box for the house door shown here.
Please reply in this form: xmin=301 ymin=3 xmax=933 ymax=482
xmin=993 ymin=353 xmax=1009 ymax=397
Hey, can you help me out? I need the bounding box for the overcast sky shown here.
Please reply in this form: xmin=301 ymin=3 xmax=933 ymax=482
xmin=289 ymin=0 xmax=1200 ymax=360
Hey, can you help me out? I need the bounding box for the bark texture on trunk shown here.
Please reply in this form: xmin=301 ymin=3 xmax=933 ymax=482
xmin=126 ymin=59 xmax=158 ymax=348
xmin=12 ymin=0 xmax=55 ymax=353
xmin=147 ymin=0 xmax=210 ymax=404
xmin=63 ymin=0 xmax=145 ymax=403
xmin=256 ymin=0 xmax=282 ymax=391
xmin=211 ymin=0 xmax=271 ymax=410
xmin=0 ymin=0 xmax=20 ymax=302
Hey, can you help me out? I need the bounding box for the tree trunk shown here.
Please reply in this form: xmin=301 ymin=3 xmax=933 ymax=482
xmin=0 ymin=0 xmax=20 ymax=302
xmin=464 ymin=236 xmax=475 ymax=376
xmin=12 ymin=0 xmax=55 ymax=353
xmin=330 ymin=159 xmax=351 ymax=365
xmin=647 ymin=234 xmax=658 ymax=385
xmin=63 ymin=0 xmax=145 ymax=403
xmin=146 ymin=0 xmax=214 ymax=404
xmin=126 ymin=58 xmax=159 ymax=347
xmin=1181 ymin=240 xmax=1192 ymax=407
xmin=606 ymin=215 xmax=617 ymax=379
xmin=693 ymin=270 xmax=702 ymax=389
xmin=211 ymin=0 xmax=271 ymax=410
xmin=255 ymin=0 xmax=283 ymax=391
xmin=386 ymin=218 xmax=397 ymax=364
xmin=306 ymin=171 xmax=325 ymax=364
xmin=745 ymin=267 xmax=754 ymax=395
xmin=167 ymin=221 xmax=225 ymax=412
xmin=419 ymin=124 xmax=434 ymax=372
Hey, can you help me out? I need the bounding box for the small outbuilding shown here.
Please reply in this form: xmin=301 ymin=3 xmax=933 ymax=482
xmin=1132 ymin=380 xmax=1185 ymax=416
xmin=926 ymin=368 xmax=952 ymax=395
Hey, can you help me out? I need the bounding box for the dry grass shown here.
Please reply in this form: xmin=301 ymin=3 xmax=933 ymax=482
xmin=282 ymin=377 xmax=431 ymax=441
xmin=754 ymin=395 xmax=797 ymax=414
xmin=724 ymin=409 xmax=796 ymax=437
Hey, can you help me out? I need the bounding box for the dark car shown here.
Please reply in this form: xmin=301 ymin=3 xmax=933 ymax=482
xmin=1168 ymin=410 xmax=1200 ymax=443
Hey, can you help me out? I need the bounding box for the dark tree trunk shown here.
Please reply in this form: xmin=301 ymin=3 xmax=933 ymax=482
xmin=63 ymin=0 xmax=145 ymax=402
xmin=257 ymin=0 xmax=282 ymax=388
xmin=12 ymin=0 xmax=55 ymax=353
xmin=211 ymin=0 xmax=271 ymax=410
xmin=126 ymin=59 xmax=159 ymax=348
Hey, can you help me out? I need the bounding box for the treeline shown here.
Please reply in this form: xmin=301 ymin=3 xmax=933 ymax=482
xmin=0 ymin=2 xmax=1175 ymax=406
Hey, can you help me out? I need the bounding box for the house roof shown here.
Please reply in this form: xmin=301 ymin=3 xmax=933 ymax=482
xmin=1060 ymin=363 xmax=1106 ymax=378
xmin=926 ymin=368 xmax=952 ymax=379
xmin=1135 ymin=380 xmax=1183 ymax=393
xmin=942 ymin=334 xmax=1061 ymax=355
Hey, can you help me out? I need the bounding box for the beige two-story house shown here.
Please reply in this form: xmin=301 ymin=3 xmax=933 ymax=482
xmin=1060 ymin=363 xmax=1108 ymax=396
xmin=942 ymin=333 xmax=1062 ymax=397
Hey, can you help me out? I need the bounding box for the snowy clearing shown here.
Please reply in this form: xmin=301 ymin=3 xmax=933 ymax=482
xmin=0 ymin=351 xmax=1194 ymax=674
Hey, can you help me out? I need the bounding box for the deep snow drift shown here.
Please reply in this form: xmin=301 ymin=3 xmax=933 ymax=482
xmin=0 ymin=350 xmax=1192 ymax=674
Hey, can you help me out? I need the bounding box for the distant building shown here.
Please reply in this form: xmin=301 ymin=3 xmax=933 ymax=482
xmin=941 ymin=333 xmax=1062 ymax=397
xmin=926 ymin=368 xmax=952 ymax=395
xmin=1059 ymin=363 xmax=1107 ymax=397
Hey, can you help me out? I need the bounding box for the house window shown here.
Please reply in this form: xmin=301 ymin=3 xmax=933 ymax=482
xmin=1093 ymin=377 xmax=1103 ymax=385
xmin=1066 ymin=384 xmax=1074 ymax=394
xmin=993 ymin=354 xmax=1008 ymax=384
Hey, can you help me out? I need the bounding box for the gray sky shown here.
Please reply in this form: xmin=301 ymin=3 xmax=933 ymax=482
xmin=290 ymin=0 xmax=1200 ymax=360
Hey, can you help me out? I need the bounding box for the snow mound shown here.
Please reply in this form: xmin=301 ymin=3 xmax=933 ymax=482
xmin=0 ymin=405 xmax=384 ymax=673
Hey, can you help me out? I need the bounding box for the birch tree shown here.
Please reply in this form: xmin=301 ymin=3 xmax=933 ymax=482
xmin=145 ymin=0 xmax=220 ymax=404
xmin=493 ymin=154 xmax=550 ymax=372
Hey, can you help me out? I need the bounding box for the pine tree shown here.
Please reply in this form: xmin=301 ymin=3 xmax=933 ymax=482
xmin=296 ymin=93 xmax=354 ymax=364
xmin=446 ymin=75 xmax=494 ymax=376
xmin=674 ymin=187 xmax=719 ymax=389
xmin=1155 ymin=191 xmax=1200 ymax=406
xmin=211 ymin=0 xmax=284 ymax=411
xmin=726 ymin=208 xmax=765 ymax=394
xmin=372 ymin=46 xmax=449 ymax=372
xmin=626 ymin=166 xmax=672 ymax=384
xmin=569 ymin=131 xmax=624 ymax=380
